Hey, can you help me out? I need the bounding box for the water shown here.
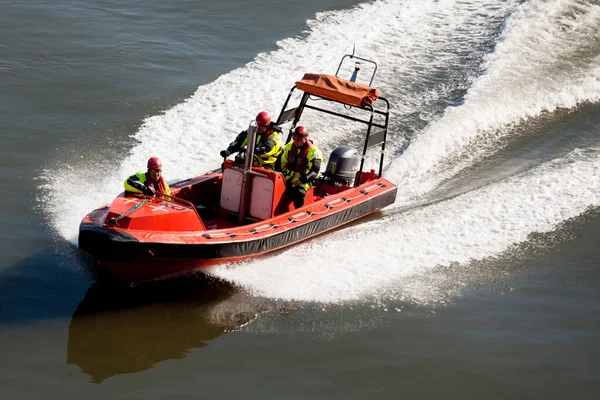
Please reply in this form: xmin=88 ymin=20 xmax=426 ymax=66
xmin=1 ymin=0 xmax=600 ymax=397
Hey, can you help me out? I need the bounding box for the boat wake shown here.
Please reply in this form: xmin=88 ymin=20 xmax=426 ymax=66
xmin=40 ymin=0 xmax=600 ymax=305
xmin=210 ymin=147 xmax=600 ymax=303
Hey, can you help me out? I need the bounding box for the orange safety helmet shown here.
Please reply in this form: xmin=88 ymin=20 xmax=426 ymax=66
xmin=147 ymin=157 xmax=163 ymax=171
xmin=293 ymin=126 xmax=309 ymax=137
xmin=255 ymin=111 xmax=271 ymax=127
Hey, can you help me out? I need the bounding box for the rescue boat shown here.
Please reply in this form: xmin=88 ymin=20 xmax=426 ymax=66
xmin=79 ymin=54 xmax=399 ymax=283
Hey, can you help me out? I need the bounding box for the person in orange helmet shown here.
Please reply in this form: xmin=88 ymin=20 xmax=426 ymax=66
xmin=124 ymin=156 xmax=171 ymax=197
xmin=220 ymin=111 xmax=284 ymax=170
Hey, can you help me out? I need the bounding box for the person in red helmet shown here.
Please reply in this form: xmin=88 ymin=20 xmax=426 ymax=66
xmin=124 ymin=156 xmax=171 ymax=197
xmin=220 ymin=111 xmax=284 ymax=170
xmin=281 ymin=126 xmax=323 ymax=208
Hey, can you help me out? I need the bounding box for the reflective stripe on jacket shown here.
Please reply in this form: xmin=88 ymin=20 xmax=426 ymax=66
xmin=240 ymin=129 xmax=284 ymax=167
xmin=124 ymin=172 xmax=171 ymax=196
xmin=281 ymin=141 xmax=323 ymax=191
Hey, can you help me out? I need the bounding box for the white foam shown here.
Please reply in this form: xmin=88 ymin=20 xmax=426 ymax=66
xmin=388 ymin=0 xmax=600 ymax=200
xmin=42 ymin=0 xmax=520 ymax=242
xmin=38 ymin=0 xmax=600 ymax=305
xmin=210 ymin=148 xmax=600 ymax=302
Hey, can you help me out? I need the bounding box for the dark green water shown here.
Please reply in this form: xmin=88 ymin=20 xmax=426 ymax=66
xmin=1 ymin=1 xmax=599 ymax=398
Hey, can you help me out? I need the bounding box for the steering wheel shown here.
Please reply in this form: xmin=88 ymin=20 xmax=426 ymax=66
xmin=234 ymin=153 xmax=261 ymax=166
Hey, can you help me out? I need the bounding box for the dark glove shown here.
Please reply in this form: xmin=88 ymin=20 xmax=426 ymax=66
xmin=255 ymin=145 xmax=266 ymax=155
xmin=300 ymin=171 xmax=317 ymax=184
xmin=220 ymin=150 xmax=231 ymax=158
xmin=143 ymin=185 xmax=155 ymax=196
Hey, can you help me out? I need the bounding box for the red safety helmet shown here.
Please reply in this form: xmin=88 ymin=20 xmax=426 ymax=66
xmin=255 ymin=111 xmax=271 ymax=127
xmin=293 ymin=126 xmax=309 ymax=137
xmin=147 ymin=157 xmax=163 ymax=171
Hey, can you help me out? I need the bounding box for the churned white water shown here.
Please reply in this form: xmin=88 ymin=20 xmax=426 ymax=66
xmin=211 ymin=148 xmax=600 ymax=302
xmin=42 ymin=0 xmax=600 ymax=303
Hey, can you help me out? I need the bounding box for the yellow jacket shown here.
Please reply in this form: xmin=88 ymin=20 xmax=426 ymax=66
xmin=124 ymin=172 xmax=171 ymax=196
xmin=227 ymin=127 xmax=284 ymax=168
xmin=281 ymin=141 xmax=323 ymax=191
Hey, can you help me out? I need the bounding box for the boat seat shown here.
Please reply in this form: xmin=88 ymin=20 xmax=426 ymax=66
xmin=248 ymin=172 xmax=286 ymax=219
xmin=219 ymin=161 xmax=288 ymax=221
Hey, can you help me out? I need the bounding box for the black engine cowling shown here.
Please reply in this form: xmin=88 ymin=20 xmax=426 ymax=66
xmin=323 ymin=146 xmax=360 ymax=186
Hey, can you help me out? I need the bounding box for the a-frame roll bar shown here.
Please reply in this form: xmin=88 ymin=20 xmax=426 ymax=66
xmin=275 ymin=86 xmax=390 ymax=186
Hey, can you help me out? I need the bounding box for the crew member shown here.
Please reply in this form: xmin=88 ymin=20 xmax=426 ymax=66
xmin=281 ymin=126 xmax=323 ymax=208
xmin=124 ymin=156 xmax=171 ymax=197
xmin=220 ymin=111 xmax=284 ymax=170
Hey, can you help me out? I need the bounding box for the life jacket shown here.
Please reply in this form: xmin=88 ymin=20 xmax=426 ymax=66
xmin=287 ymin=141 xmax=313 ymax=173
xmin=241 ymin=126 xmax=278 ymax=149
xmin=257 ymin=129 xmax=275 ymax=146
xmin=144 ymin=172 xmax=168 ymax=194
xmin=241 ymin=127 xmax=283 ymax=167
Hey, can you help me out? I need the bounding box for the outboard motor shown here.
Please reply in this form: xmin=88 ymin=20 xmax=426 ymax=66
xmin=323 ymin=146 xmax=360 ymax=186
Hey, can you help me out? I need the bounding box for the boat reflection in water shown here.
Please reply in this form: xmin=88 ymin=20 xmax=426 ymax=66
xmin=66 ymin=273 xmax=261 ymax=383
